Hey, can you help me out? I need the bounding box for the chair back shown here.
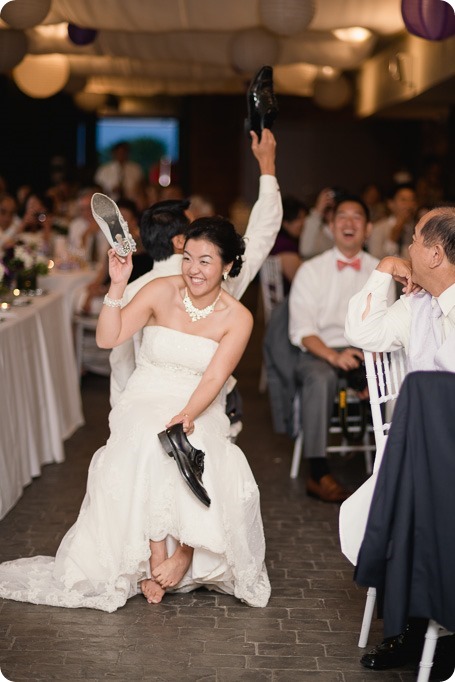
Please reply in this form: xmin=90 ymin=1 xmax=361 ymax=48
xmin=259 ymin=256 xmax=284 ymax=325
xmin=364 ymin=348 xmax=408 ymax=472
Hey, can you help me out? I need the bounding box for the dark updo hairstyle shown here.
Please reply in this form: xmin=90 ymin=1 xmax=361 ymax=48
xmin=184 ymin=216 xmax=245 ymax=278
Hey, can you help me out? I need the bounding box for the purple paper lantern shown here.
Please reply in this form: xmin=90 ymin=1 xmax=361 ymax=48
xmin=68 ymin=24 xmax=98 ymax=46
xmin=401 ymin=0 xmax=455 ymax=41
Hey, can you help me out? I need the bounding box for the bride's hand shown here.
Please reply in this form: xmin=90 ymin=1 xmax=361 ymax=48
xmin=107 ymin=249 xmax=133 ymax=285
xmin=166 ymin=413 xmax=194 ymax=435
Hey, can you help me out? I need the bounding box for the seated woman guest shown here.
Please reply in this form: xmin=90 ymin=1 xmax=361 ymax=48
xmin=0 ymin=215 xmax=270 ymax=611
xmin=270 ymin=195 xmax=307 ymax=293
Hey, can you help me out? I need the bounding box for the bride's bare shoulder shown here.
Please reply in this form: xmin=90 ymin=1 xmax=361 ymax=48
xmin=222 ymin=291 xmax=253 ymax=328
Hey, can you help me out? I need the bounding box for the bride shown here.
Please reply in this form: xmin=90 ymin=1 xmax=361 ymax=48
xmin=0 ymin=216 xmax=271 ymax=611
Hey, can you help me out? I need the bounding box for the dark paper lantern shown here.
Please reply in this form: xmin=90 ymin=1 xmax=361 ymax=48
xmin=401 ymin=0 xmax=455 ymax=41
xmin=68 ymin=24 xmax=98 ymax=46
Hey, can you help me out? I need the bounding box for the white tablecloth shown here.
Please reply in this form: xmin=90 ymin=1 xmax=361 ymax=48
xmin=38 ymin=267 xmax=97 ymax=322
xmin=0 ymin=291 xmax=84 ymax=519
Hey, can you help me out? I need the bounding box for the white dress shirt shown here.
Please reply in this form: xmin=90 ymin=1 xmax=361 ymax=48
xmin=68 ymin=217 xmax=109 ymax=264
xmin=94 ymin=160 xmax=144 ymax=200
xmin=345 ymin=271 xmax=455 ymax=354
xmin=109 ymin=174 xmax=282 ymax=405
xmin=289 ymin=248 xmax=381 ymax=351
xmin=367 ymin=215 xmax=415 ymax=260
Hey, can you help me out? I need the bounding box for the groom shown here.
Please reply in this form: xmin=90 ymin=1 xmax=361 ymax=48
xmin=110 ymin=129 xmax=282 ymax=406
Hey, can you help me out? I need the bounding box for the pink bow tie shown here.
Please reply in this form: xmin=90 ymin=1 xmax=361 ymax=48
xmin=337 ymin=258 xmax=361 ymax=271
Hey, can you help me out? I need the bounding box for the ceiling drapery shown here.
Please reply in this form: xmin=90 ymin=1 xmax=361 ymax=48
xmin=0 ymin=0 xmax=408 ymax=108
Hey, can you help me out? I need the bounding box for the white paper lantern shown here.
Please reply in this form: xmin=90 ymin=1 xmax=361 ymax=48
xmin=73 ymin=92 xmax=107 ymax=112
xmin=274 ymin=63 xmax=317 ymax=96
xmin=313 ymin=75 xmax=353 ymax=110
xmin=230 ymin=28 xmax=280 ymax=74
xmin=13 ymin=54 xmax=70 ymax=98
xmin=260 ymin=0 xmax=315 ymax=36
xmin=0 ymin=30 xmax=27 ymax=72
xmin=1 ymin=0 xmax=51 ymax=30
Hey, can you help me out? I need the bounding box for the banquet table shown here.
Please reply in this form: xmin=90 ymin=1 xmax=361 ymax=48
xmin=0 ymin=290 xmax=84 ymax=519
xmin=38 ymin=266 xmax=97 ymax=322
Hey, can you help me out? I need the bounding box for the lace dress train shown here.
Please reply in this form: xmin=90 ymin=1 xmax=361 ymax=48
xmin=0 ymin=326 xmax=270 ymax=611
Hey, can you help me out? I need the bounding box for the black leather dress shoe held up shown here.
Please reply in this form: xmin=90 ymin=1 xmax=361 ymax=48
xmin=245 ymin=65 xmax=278 ymax=141
xmin=158 ymin=424 xmax=211 ymax=507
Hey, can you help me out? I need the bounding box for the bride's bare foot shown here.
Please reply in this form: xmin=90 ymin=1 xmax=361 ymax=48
xmin=140 ymin=578 xmax=165 ymax=604
xmin=140 ymin=539 xmax=168 ymax=604
xmin=152 ymin=544 xmax=193 ymax=588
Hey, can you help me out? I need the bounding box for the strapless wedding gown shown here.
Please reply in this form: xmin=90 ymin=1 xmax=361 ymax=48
xmin=0 ymin=326 xmax=270 ymax=611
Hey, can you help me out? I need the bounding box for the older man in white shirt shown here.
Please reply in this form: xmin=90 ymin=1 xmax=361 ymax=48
xmin=343 ymin=206 xmax=455 ymax=673
xmin=110 ymin=129 xmax=282 ymax=406
xmin=289 ymin=196 xmax=393 ymax=502
xmin=345 ymin=206 xmax=455 ymax=372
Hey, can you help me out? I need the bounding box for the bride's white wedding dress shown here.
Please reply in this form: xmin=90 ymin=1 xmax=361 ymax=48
xmin=0 ymin=326 xmax=270 ymax=611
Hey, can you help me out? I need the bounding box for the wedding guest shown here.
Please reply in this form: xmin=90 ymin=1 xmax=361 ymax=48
xmin=289 ymin=195 xmax=394 ymax=502
xmin=0 ymin=194 xmax=20 ymax=255
xmin=68 ymin=188 xmax=108 ymax=265
xmin=367 ymin=184 xmax=418 ymax=260
xmin=270 ymin=195 xmax=307 ymax=293
xmin=94 ymin=141 xmax=144 ymax=201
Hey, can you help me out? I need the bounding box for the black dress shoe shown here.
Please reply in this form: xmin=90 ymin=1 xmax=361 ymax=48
xmin=361 ymin=631 xmax=421 ymax=670
xmin=245 ymin=65 xmax=278 ymax=141
xmin=158 ymin=424 xmax=211 ymax=507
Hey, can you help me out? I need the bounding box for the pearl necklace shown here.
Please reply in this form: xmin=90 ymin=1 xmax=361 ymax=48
xmin=183 ymin=287 xmax=221 ymax=323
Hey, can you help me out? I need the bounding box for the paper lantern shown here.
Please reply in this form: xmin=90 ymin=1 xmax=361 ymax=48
xmin=401 ymin=0 xmax=455 ymax=40
xmin=73 ymin=92 xmax=108 ymax=112
xmin=313 ymin=75 xmax=353 ymax=110
xmin=260 ymin=0 xmax=315 ymax=36
xmin=13 ymin=54 xmax=70 ymax=98
xmin=230 ymin=28 xmax=280 ymax=74
xmin=1 ymin=0 xmax=51 ymax=30
xmin=0 ymin=30 xmax=27 ymax=72
xmin=68 ymin=24 xmax=98 ymax=46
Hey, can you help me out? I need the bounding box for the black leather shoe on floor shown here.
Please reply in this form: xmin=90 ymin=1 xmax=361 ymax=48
xmin=245 ymin=65 xmax=278 ymax=141
xmin=361 ymin=632 xmax=420 ymax=670
xmin=158 ymin=424 xmax=211 ymax=507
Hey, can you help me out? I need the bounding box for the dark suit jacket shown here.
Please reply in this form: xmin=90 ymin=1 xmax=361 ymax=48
xmin=355 ymin=371 xmax=455 ymax=638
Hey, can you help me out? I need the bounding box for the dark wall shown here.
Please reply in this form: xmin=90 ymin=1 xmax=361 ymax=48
xmin=0 ymin=75 xmax=95 ymax=192
xmin=0 ymin=75 xmax=452 ymax=214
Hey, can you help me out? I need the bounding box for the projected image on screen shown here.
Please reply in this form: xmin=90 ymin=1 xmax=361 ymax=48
xmin=96 ymin=117 xmax=179 ymax=181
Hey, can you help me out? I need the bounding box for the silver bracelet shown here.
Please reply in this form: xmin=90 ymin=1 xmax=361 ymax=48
xmin=103 ymin=294 xmax=123 ymax=308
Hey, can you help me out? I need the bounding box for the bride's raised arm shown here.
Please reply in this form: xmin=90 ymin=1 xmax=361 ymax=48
xmin=166 ymin=304 xmax=253 ymax=434
xmin=97 ymin=248 xmax=157 ymax=348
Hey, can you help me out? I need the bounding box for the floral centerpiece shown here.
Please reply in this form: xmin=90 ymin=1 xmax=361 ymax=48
xmin=2 ymin=237 xmax=49 ymax=292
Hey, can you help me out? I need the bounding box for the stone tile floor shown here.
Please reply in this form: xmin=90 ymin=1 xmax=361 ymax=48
xmin=0 ymin=289 xmax=418 ymax=681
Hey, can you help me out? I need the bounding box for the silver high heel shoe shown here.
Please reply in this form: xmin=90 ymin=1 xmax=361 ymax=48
xmin=91 ymin=192 xmax=137 ymax=257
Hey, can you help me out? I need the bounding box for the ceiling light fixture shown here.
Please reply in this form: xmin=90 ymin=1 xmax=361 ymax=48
xmin=332 ymin=27 xmax=372 ymax=43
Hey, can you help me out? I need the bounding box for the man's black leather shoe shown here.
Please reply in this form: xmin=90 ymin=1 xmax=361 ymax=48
xmin=361 ymin=632 xmax=420 ymax=670
xmin=245 ymin=65 xmax=278 ymax=141
xmin=158 ymin=424 xmax=211 ymax=507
